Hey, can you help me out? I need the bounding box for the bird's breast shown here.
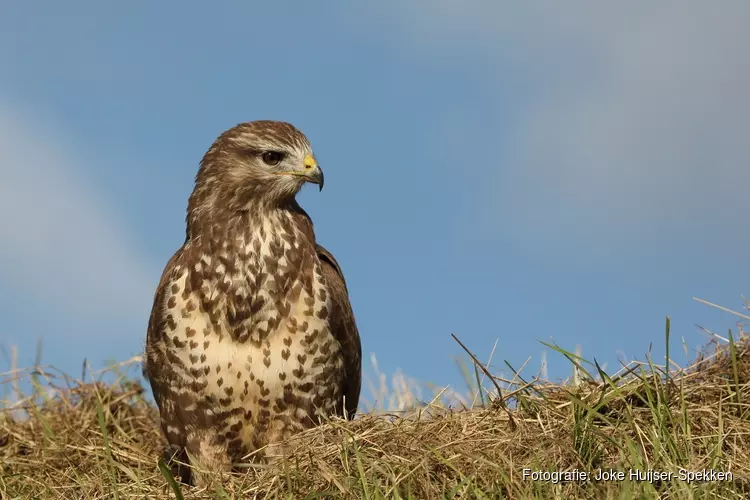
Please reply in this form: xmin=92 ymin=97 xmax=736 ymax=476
xmin=155 ymin=218 xmax=344 ymax=440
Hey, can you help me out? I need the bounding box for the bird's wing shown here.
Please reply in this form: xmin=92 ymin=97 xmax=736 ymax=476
xmin=316 ymin=243 xmax=362 ymax=419
xmin=143 ymin=246 xmax=191 ymax=435
xmin=143 ymin=247 xmax=183 ymax=382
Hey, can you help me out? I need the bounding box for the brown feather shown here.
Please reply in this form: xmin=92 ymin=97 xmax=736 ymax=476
xmin=316 ymin=244 xmax=362 ymax=419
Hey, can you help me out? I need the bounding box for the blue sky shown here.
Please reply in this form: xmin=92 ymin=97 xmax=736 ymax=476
xmin=1 ymin=2 xmax=748 ymax=405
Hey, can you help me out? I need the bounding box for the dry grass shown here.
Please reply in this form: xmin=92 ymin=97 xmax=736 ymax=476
xmin=2 ymin=309 xmax=750 ymax=498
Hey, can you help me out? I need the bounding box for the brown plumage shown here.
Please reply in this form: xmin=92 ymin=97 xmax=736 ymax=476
xmin=143 ymin=121 xmax=361 ymax=486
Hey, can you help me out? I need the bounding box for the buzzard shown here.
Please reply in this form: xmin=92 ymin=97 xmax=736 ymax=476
xmin=144 ymin=121 xmax=362 ymax=486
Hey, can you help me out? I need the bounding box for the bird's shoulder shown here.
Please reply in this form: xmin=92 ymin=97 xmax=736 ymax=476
xmin=315 ymin=244 xmax=347 ymax=291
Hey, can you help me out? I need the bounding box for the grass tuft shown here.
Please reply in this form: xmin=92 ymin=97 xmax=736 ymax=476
xmin=2 ymin=311 xmax=750 ymax=498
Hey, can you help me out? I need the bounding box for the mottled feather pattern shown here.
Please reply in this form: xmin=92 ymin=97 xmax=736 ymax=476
xmin=143 ymin=121 xmax=361 ymax=486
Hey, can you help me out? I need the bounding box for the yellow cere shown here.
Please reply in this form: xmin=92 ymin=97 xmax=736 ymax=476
xmin=303 ymin=154 xmax=317 ymax=169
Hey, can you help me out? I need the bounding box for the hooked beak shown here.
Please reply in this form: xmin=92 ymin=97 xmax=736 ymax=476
xmin=276 ymin=155 xmax=325 ymax=191
xmin=306 ymin=165 xmax=324 ymax=191
xmin=302 ymin=154 xmax=324 ymax=191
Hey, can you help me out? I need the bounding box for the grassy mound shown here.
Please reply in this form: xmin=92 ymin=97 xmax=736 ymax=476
xmin=2 ymin=324 xmax=749 ymax=498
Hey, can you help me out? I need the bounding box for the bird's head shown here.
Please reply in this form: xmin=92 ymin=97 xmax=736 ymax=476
xmin=187 ymin=121 xmax=324 ymax=229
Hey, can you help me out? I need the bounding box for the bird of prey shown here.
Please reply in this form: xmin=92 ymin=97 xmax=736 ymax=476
xmin=143 ymin=121 xmax=361 ymax=486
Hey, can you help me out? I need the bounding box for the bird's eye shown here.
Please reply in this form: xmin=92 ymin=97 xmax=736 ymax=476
xmin=261 ymin=151 xmax=285 ymax=166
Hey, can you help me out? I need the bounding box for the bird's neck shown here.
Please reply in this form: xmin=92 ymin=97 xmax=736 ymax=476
xmin=186 ymin=198 xmax=315 ymax=248
xmin=185 ymin=198 xmax=315 ymax=241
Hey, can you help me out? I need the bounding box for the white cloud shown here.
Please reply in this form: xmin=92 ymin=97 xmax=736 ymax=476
xmin=374 ymin=2 xmax=750 ymax=251
xmin=0 ymin=103 xmax=155 ymax=328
